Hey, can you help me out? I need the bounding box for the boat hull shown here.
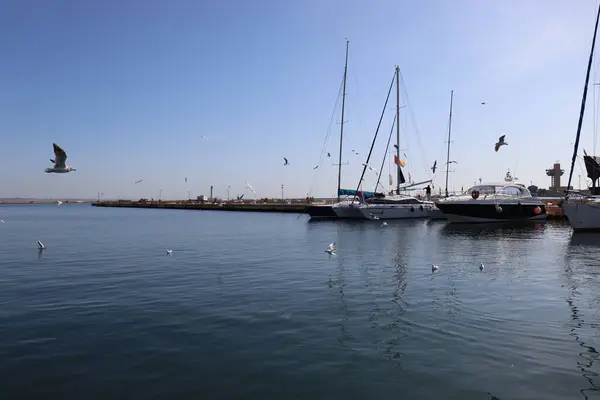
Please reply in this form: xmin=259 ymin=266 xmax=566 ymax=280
xmin=436 ymin=203 xmax=547 ymax=223
xmin=360 ymin=204 xmax=434 ymax=220
xmin=332 ymin=203 xmax=365 ymax=219
xmin=307 ymin=204 xmax=337 ymax=219
xmin=562 ymin=202 xmax=600 ymax=231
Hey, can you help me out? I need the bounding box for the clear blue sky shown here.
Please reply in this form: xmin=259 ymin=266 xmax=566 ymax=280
xmin=1 ymin=0 xmax=600 ymax=199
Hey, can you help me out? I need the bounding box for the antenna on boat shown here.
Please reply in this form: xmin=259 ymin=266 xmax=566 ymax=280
xmin=444 ymin=90 xmax=454 ymax=198
xmin=336 ymin=39 xmax=350 ymax=202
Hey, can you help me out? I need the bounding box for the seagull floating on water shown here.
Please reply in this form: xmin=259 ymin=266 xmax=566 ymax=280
xmin=381 ymin=222 xmax=388 ymax=227
xmin=368 ymin=213 xmax=379 ymax=220
xmin=166 ymin=249 xmax=173 ymax=255
xmin=0 ymin=220 xmax=4 ymax=223
xmin=479 ymin=263 xmax=484 ymax=271
xmin=38 ymin=240 xmax=45 ymax=250
xmin=325 ymin=242 xmax=335 ymax=255
xmin=494 ymin=135 xmax=508 ymax=152
xmin=432 ymin=264 xmax=439 ymax=272
xmin=45 ymin=143 xmax=76 ymax=173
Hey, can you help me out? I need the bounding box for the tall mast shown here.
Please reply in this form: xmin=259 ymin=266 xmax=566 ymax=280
xmin=337 ymin=40 xmax=350 ymax=202
xmin=395 ymin=65 xmax=401 ymax=195
xmin=445 ymin=90 xmax=454 ymax=198
xmin=566 ymin=6 xmax=600 ymax=200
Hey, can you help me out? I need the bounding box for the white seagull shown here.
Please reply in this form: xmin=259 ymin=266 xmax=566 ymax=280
xmin=362 ymin=163 xmax=378 ymax=175
xmin=494 ymin=135 xmax=508 ymax=152
xmin=166 ymin=249 xmax=173 ymax=255
xmin=325 ymin=242 xmax=336 ymax=255
xmin=38 ymin=240 xmax=45 ymax=250
xmin=45 ymin=143 xmax=76 ymax=173
xmin=479 ymin=263 xmax=484 ymax=271
xmin=432 ymin=264 xmax=439 ymax=272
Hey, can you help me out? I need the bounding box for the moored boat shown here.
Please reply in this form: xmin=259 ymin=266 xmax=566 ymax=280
xmin=435 ymin=179 xmax=547 ymax=223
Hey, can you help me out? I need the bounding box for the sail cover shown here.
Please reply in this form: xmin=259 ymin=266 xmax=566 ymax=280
xmin=584 ymin=154 xmax=600 ymax=184
xmin=338 ymin=189 xmax=384 ymax=198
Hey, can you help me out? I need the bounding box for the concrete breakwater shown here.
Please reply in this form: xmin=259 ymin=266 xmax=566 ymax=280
xmin=91 ymin=199 xmax=566 ymax=219
xmin=92 ymin=200 xmax=309 ymax=213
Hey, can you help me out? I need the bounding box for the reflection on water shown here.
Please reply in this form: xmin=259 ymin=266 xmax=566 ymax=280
xmin=3 ymin=206 xmax=600 ymax=398
xmin=570 ymin=233 xmax=600 ymax=247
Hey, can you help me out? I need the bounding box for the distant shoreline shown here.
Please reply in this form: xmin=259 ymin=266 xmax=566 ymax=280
xmin=0 ymin=200 xmax=94 ymax=205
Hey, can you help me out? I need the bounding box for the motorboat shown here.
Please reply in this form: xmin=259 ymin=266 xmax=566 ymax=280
xmin=435 ymin=176 xmax=547 ymax=223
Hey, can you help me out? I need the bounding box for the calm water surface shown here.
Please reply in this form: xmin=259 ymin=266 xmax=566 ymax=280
xmin=1 ymin=204 xmax=600 ymax=399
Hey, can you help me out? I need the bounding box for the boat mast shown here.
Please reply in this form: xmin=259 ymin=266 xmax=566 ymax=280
xmin=566 ymin=5 xmax=600 ymax=201
xmin=395 ymin=65 xmax=401 ymax=195
xmin=337 ymin=40 xmax=350 ymax=202
xmin=444 ymin=90 xmax=454 ymax=198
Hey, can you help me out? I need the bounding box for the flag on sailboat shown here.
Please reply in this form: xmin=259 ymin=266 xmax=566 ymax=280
xmin=394 ymin=155 xmax=406 ymax=167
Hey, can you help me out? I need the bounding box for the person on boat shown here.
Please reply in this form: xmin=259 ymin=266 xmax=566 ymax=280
xmin=425 ymin=185 xmax=431 ymax=200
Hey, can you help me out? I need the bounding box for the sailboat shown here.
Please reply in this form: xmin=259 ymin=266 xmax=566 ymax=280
xmin=357 ymin=66 xmax=436 ymax=220
xmin=307 ymin=40 xmax=354 ymax=219
xmin=561 ymin=5 xmax=600 ymax=232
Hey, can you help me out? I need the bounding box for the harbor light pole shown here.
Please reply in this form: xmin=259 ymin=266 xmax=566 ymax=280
xmin=159 ymin=189 xmax=162 ymax=202
xmin=281 ymin=184 xmax=284 ymax=200
xmin=227 ymin=185 xmax=231 ymax=201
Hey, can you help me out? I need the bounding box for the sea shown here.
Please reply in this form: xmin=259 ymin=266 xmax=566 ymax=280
xmin=0 ymin=203 xmax=599 ymax=399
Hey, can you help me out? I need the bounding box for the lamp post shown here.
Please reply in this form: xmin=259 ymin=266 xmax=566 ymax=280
xmin=228 ymin=185 xmax=231 ymax=201
xmin=281 ymin=184 xmax=284 ymax=201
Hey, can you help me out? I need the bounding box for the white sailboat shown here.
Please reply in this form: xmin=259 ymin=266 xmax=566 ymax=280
xmin=358 ymin=66 xmax=436 ymax=220
xmin=561 ymin=5 xmax=600 ymax=232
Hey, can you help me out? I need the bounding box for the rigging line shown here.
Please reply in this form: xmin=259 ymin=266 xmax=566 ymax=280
xmin=352 ymin=70 xmax=396 ymax=202
xmin=374 ymin=113 xmax=397 ymax=193
xmin=398 ymin=70 xmax=432 ymax=177
xmin=308 ymin=74 xmax=345 ymax=196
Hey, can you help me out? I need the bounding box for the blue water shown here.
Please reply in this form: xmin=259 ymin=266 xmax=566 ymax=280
xmin=1 ymin=204 xmax=599 ymax=399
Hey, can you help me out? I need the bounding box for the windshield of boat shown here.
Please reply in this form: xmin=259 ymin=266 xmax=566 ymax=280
xmin=466 ymin=185 xmax=531 ymax=197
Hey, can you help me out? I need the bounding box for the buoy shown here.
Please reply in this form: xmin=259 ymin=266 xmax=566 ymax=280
xmin=534 ymin=206 xmax=542 ymax=215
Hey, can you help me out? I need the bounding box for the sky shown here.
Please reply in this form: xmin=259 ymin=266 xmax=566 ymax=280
xmin=1 ymin=0 xmax=600 ymax=200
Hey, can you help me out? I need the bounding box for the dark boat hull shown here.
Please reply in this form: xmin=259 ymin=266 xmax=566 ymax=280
xmin=307 ymin=204 xmax=338 ymax=219
xmin=436 ymin=203 xmax=547 ymax=223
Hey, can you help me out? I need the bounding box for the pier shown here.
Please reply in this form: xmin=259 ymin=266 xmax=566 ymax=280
xmin=91 ymin=199 xmax=566 ymax=219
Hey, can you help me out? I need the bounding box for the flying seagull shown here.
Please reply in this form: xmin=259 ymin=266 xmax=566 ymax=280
xmin=446 ymin=160 xmax=458 ymax=165
xmin=283 ymin=157 xmax=289 ymax=166
xmin=393 ymin=144 xmax=399 ymax=150
xmin=313 ymin=165 xmax=319 ymax=170
xmin=45 ymin=143 xmax=76 ymax=173
xmin=362 ymin=163 xmax=378 ymax=175
xmin=494 ymin=135 xmax=508 ymax=152
xmin=431 ymin=160 xmax=437 ymax=174
xmin=326 ymin=152 xmax=331 ymax=157
xmin=134 ymin=180 xmax=143 ymax=184
xmin=481 ymin=101 xmax=486 ymax=105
